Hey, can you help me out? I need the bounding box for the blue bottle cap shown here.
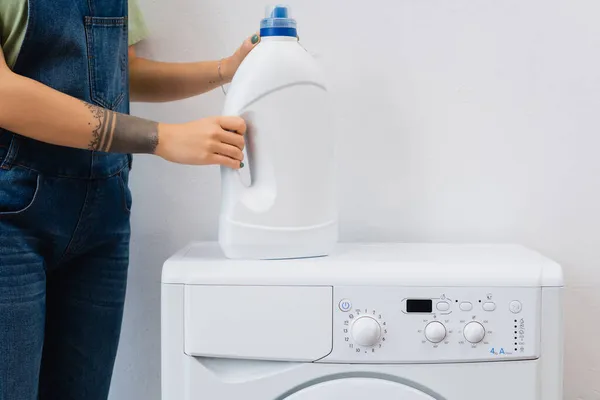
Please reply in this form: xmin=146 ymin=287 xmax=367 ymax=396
xmin=260 ymin=5 xmax=297 ymax=38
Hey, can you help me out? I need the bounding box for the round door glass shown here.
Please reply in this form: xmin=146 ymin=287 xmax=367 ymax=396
xmin=285 ymin=378 xmax=436 ymax=400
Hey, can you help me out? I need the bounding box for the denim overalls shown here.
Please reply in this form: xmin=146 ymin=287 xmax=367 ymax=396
xmin=0 ymin=0 xmax=133 ymax=398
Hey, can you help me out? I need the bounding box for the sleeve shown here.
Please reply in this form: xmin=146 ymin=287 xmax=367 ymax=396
xmin=128 ymin=0 xmax=149 ymax=46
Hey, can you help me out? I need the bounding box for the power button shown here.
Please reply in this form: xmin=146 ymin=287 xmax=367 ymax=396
xmin=339 ymin=299 xmax=352 ymax=312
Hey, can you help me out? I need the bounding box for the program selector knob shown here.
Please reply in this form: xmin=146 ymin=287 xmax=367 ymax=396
xmin=424 ymin=321 xmax=447 ymax=343
xmin=463 ymin=322 xmax=486 ymax=343
xmin=351 ymin=316 xmax=382 ymax=347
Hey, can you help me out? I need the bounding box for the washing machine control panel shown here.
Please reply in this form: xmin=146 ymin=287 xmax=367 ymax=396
xmin=321 ymin=286 xmax=540 ymax=364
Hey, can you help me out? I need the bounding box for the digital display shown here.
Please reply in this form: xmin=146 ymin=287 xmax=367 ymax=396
xmin=406 ymin=299 xmax=433 ymax=313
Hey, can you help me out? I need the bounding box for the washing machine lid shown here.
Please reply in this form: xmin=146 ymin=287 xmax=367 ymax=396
xmin=284 ymin=378 xmax=436 ymax=400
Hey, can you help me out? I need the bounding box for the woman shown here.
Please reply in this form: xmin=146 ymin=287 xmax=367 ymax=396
xmin=0 ymin=0 xmax=257 ymax=398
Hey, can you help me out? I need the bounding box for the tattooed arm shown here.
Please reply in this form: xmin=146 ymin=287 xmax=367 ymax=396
xmin=81 ymin=102 xmax=159 ymax=153
xmin=0 ymin=45 xmax=245 ymax=168
xmin=129 ymin=34 xmax=259 ymax=102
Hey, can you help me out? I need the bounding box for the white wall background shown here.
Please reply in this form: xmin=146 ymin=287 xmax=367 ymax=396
xmin=109 ymin=0 xmax=600 ymax=399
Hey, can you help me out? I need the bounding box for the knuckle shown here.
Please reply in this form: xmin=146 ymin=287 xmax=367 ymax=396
xmin=233 ymin=136 xmax=244 ymax=149
xmin=206 ymin=142 xmax=217 ymax=152
xmin=199 ymin=150 xmax=210 ymax=161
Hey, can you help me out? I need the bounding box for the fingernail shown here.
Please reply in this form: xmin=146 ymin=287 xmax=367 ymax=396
xmin=251 ymin=34 xmax=259 ymax=45
xmin=240 ymin=162 xmax=245 ymax=168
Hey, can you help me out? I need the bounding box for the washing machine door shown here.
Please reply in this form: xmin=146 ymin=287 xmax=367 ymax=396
xmin=285 ymin=378 xmax=436 ymax=399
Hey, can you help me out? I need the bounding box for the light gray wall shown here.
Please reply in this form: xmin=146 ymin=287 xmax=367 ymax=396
xmin=109 ymin=0 xmax=600 ymax=398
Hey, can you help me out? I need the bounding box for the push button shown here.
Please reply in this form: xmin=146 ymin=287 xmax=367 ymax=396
xmin=436 ymin=301 xmax=450 ymax=311
xmin=459 ymin=302 xmax=473 ymax=311
xmin=339 ymin=299 xmax=352 ymax=312
xmin=509 ymin=301 xmax=522 ymax=314
xmin=482 ymin=302 xmax=496 ymax=311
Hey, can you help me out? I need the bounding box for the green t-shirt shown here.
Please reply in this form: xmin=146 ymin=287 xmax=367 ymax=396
xmin=0 ymin=0 xmax=149 ymax=69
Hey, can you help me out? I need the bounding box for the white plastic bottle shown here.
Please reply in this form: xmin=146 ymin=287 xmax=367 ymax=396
xmin=218 ymin=5 xmax=338 ymax=260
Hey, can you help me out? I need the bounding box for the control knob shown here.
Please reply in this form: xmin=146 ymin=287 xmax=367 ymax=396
xmin=463 ymin=322 xmax=486 ymax=343
xmin=424 ymin=321 xmax=447 ymax=343
xmin=351 ymin=316 xmax=382 ymax=347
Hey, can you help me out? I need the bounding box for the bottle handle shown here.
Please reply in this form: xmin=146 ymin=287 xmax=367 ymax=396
xmin=222 ymin=111 xmax=254 ymax=190
xmin=221 ymin=111 xmax=276 ymax=213
xmin=236 ymin=130 xmax=253 ymax=187
xmin=235 ymin=111 xmax=255 ymax=188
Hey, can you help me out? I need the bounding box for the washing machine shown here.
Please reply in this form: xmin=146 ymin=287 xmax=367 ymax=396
xmin=161 ymin=242 xmax=564 ymax=400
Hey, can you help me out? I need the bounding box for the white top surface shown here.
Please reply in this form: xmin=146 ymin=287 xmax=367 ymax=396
xmin=162 ymin=242 xmax=563 ymax=287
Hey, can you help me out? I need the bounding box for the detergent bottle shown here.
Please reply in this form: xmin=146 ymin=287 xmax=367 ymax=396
xmin=218 ymin=5 xmax=338 ymax=260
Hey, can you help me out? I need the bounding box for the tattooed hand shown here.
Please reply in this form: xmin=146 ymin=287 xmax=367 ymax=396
xmin=155 ymin=117 xmax=245 ymax=169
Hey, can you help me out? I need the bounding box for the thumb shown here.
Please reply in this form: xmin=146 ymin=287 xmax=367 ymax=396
xmin=239 ymin=32 xmax=261 ymax=57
